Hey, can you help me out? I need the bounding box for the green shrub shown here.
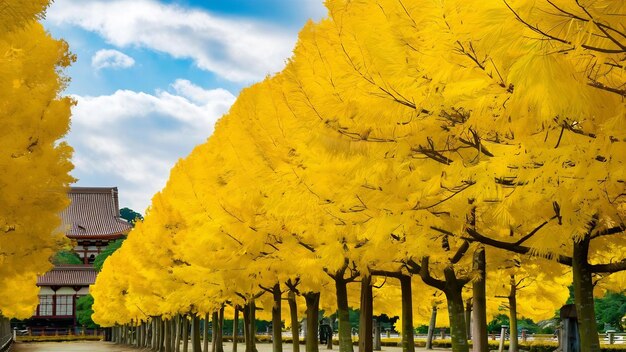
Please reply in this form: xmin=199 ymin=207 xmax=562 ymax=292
xmin=16 ymin=335 xmax=103 ymax=343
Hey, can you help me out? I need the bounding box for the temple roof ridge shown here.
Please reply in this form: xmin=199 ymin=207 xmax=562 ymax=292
xmin=60 ymin=186 xmax=132 ymax=239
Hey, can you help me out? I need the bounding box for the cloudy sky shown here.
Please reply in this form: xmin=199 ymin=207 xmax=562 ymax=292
xmin=44 ymin=0 xmax=327 ymax=213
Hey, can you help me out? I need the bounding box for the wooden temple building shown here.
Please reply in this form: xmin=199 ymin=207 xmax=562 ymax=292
xmin=29 ymin=187 xmax=132 ymax=329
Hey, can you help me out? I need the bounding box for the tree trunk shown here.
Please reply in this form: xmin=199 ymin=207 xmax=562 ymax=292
xmin=159 ymin=317 xmax=166 ymax=352
xmin=169 ymin=320 xmax=174 ymax=351
xmin=425 ymin=306 xmax=437 ymax=350
xmin=327 ymin=323 xmax=333 ymax=351
xmin=445 ymin=271 xmax=470 ymax=352
xmin=183 ymin=316 xmax=189 ymax=352
xmin=142 ymin=322 xmax=146 ymax=348
xmin=359 ymin=276 xmax=373 ymax=352
xmin=335 ymin=278 xmax=354 ymax=352
xmin=137 ymin=323 xmax=142 ymax=348
xmin=399 ymin=275 xmax=415 ymax=352
xmin=508 ymin=276 xmax=518 ymax=352
xmin=160 ymin=318 xmax=166 ymax=352
xmin=147 ymin=322 xmax=151 ymax=348
xmin=203 ymin=313 xmax=209 ymax=352
xmin=472 ymin=246 xmax=488 ymax=352
xmin=272 ymin=283 xmax=283 ymax=352
xmin=465 ymin=299 xmax=472 ymax=341
xmin=193 ymin=315 xmax=202 ymax=352
xmin=152 ymin=318 xmax=158 ymax=350
xmin=243 ymin=303 xmax=251 ymax=352
xmin=217 ymin=306 xmax=225 ymax=352
xmin=212 ymin=312 xmax=219 ymax=352
xmin=304 ymin=292 xmax=320 ymax=352
xmin=288 ymin=291 xmax=300 ymax=352
xmin=572 ymin=238 xmax=600 ymax=352
xmin=244 ymin=301 xmax=258 ymax=352
xmin=176 ymin=316 xmax=182 ymax=352
xmin=165 ymin=319 xmax=172 ymax=352
xmin=173 ymin=318 xmax=179 ymax=351
xmin=233 ymin=308 xmax=239 ymax=352
xmin=250 ymin=301 xmax=257 ymax=352
xmin=140 ymin=322 xmax=145 ymax=348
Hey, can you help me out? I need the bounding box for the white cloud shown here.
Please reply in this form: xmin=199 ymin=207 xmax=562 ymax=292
xmin=48 ymin=0 xmax=297 ymax=82
xmin=91 ymin=49 xmax=135 ymax=70
xmin=68 ymin=80 xmax=236 ymax=212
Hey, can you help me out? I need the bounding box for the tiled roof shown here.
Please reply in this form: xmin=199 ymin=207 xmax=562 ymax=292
xmin=61 ymin=187 xmax=132 ymax=239
xmin=37 ymin=265 xmax=97 ymax=286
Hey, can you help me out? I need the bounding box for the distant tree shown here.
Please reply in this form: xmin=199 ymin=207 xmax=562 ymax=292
xmin=93 ymin=238 xmax=125 ymax=271
xmin=487 ymin=314 xmax=510 ymax=334
xmin=595 ymin=292 xmax=626 ymax=332
xmin=517 ymin=318 xmax=542 ymax=334
xmin=415 ymin=325 xmax=429 ymax=334
xmin=92 ymin=208 xmax=140 ymax=271
xmin=375 ymin=314 xmax=399 ymax=333
xmin=119 ymin=207 xmax=143 ymax=225
xmin=51 ymin=250 xmax=81 ymax=265
xmin=76 ymin=295 xmax=98 ymax=328
xmin=81 ymin=235 xmax=130 ymax=329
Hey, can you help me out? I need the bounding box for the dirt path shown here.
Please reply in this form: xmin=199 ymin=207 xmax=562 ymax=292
xmin=11 ymin=341 xmax=142 ymax=351
xmin=11 ymin=341 xmax=451 ymax=352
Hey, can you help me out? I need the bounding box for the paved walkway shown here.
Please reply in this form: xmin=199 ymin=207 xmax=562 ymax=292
xmin=12 ymin=341 xmax=452 ymax=351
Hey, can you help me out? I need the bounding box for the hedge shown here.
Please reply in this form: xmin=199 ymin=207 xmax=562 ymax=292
xmin=16 ymin=335 xmax=103 ymax=343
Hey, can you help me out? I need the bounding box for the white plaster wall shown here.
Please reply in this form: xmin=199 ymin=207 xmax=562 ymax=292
xmin=38 ymin=287 xmax=54 ymax=295
xmin=56 ymin=287 xmax=77 ymax=295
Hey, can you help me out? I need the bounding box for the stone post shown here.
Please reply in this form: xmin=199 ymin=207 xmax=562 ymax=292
xmin=373 ymin=319 xmax=381 ymax=351
xmin=560 ymin=304 xmax=580 ymax=352
xmin=498 ymin=325 xmax=508 ymax=352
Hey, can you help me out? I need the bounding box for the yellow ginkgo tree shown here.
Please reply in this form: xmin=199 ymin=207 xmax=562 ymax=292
xmin=0 ymin=0 xmax=74 ymax=319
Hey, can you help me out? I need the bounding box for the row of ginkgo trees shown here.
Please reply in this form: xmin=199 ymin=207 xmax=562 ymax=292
xmin=0 ymin=0 xmax=74 ymax=325
xmin=91 ymin=1 xmax=626 ymax=352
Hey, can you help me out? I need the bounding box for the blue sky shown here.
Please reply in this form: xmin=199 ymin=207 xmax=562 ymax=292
xmin=44 ymin=0 xmax=326 ymax=213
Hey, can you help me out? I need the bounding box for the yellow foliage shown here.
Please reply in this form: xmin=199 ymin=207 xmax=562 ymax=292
xmin=0 ymin=4 xmax=74 ymax=318
xmin=90 ymin=1 xmax=625 ymax=343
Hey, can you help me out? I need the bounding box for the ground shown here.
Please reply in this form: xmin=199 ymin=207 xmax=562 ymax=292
xmin=11 ymin=341 xmax=452 ymax=351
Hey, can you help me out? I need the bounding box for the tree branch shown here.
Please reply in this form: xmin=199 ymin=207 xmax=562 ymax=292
xmin=406 ymin=257 xmax=446 ymax=291
xmin=591 ymin=225 xmax=625 ymax=240
xmin=590 ymin=259 xmax=626 ymax=273
xmin=465 ymin=228 xmax=573 ymax=266
xmin=450 ymin=240 xmax=470 ymax=264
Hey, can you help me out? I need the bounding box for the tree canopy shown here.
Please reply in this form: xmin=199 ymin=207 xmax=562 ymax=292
xmin=0 ymin=0 xmax=74 ymax=319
